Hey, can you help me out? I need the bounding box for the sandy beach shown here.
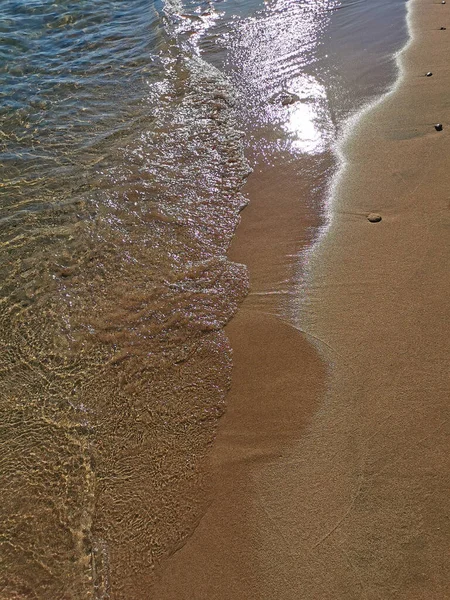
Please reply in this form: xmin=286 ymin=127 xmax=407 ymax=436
xmin=151 ymin=0 xmax=450 ymax=597
xmin=2 ymin=0 xmax=448 ymax=597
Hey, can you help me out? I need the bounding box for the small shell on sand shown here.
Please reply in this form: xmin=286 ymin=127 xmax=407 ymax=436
xmin=367 ymin=213 xmax=382 ymax=223
xmin=435 ymin=123 xmax=443 ymax=131
xmin=426 ymin=72 xmax=433 ymax=76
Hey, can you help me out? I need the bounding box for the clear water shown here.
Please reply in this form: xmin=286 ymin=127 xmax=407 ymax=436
xmin=1 ymin=1 xmax=250 ymax=597
xmin=0 ymin=0 xmax=407 ymax=598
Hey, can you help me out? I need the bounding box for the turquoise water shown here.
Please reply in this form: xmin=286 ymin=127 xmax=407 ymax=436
xmin=0 ymin=0 xmax=407 ymax=598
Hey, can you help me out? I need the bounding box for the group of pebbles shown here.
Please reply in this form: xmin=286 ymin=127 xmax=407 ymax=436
xmin=368 ymin=5 xmax=446 ymax=223
xmin=273 ymin=5 xmax=446 ymax=225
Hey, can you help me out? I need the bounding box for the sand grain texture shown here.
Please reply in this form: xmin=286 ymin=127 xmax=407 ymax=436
xmin=152 ymin=0 xmax=450 ymax=597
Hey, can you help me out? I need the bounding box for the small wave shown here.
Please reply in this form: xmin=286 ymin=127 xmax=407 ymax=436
xmin=1 ymin=0 xmax=250 ymax=597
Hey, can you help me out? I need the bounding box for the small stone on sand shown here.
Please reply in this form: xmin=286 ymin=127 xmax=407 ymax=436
xmin=367 ymin=213 xmax=382 ymax=223
xmin=441 ymin=26 xmax=447 ymax=29
xmin=270 ymin=92 xmax=300 ymax=106
xmin=435 ymin=123 xmax=443 ymax=131
xmin=280 ymin=92 xmax=300 ymax=106
xmin=426 ymin=71 xmax=433 ymax=76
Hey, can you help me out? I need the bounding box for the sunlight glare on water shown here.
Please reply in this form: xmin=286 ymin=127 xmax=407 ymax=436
xmin=274 ymin=75 xmax=330 ymax=154
xmin=204 ymin=0 xmax=340 ymax=158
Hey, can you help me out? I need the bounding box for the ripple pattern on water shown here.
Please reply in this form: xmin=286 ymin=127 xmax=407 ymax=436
xmin=1 ymin=1 xmax=250 ymax=598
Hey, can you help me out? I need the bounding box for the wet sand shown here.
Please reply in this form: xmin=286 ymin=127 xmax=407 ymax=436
xmin=150 ymin=154 xmax=329 ymax=597
xmin=151 ymin=0 xmax=450 ymax=597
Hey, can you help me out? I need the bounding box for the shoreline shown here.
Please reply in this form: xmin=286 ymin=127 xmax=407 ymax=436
xmin=321 ymin=0 xmax=415 ymax=234
xmin=150 ymin=0 xmax=450 ymax=596
xmin=150 ymin=155 xmax=329 ymax=598
xmin=297 ymin=0 xmax=450 ymax=594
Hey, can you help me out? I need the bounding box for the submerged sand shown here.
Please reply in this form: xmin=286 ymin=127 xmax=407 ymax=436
xmin=152 ymin=0 xmax=450 ymax=597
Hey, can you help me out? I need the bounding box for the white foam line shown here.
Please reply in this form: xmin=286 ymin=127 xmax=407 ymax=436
xmin=290 ymin=0 xmax=416 ymax=338
xmin=316 ymin=0 xmax=416 ymax=241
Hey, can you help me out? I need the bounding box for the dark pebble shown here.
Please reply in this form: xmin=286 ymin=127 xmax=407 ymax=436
xmin=441 ymin=26 xmax=447 ymax=29
xmin=280 ymin=92 xmax=300 ymax=106
xmin=367 ymin=213 xmax=382 ymax=223
xmin=435 ymin=123 xmax=443 ymax=131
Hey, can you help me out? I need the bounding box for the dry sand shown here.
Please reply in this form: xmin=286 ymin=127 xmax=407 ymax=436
xmin=151 ymin=0 xmax=450 ymax=597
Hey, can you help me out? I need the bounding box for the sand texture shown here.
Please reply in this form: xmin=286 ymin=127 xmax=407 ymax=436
xmin=151 ymin=0 xmax=450 ymax=597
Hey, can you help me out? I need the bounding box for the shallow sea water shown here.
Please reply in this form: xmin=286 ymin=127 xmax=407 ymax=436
xmin=1 ymin=1 xmax=250 ymax=597
xmin=1 ymin=0 xmax=407 ymax=598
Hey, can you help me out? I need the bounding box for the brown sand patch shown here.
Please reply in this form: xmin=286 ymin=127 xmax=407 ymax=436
xmin=150 ymin=157 xmax=328 ymax=597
